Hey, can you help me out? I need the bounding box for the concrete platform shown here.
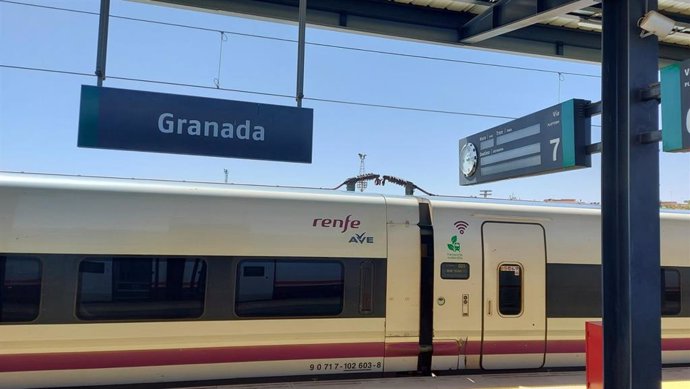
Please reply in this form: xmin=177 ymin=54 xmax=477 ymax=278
xmin=191 ymin=367 xmax=690 ymax=389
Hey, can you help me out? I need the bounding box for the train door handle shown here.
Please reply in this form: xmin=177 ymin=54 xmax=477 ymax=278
xmin=487 ymin=299 xmax=492 ymax=316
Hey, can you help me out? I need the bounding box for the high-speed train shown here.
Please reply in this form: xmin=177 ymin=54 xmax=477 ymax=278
xmin=0 ymin=172 xmax=688 ymax=388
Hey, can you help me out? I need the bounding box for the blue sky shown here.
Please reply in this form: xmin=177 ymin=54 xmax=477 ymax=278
xmin=1 ymin=0 xmax=688 ymax=202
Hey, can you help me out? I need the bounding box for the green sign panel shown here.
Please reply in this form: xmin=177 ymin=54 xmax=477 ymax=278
xmin=661 ymin=60 xmax=690 ymax=153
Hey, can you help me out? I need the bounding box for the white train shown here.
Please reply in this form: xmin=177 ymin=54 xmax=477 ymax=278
xmin=0 ymin=172 xmax=687 ymax=388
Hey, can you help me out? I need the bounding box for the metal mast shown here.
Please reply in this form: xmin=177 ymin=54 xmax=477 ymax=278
xmin=357 ymin=153 xmax=367 ymax=192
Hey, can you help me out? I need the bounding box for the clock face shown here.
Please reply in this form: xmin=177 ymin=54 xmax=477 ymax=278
xmin=460 ymin=142 xmax=478 ymax=177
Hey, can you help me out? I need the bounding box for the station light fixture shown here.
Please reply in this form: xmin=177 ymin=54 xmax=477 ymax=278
xmin=639 ymin=10 xmax=676 ymax=38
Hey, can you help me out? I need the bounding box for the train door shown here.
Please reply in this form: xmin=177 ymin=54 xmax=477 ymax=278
xmin=481 ymin=222 xmax=546 ymax=370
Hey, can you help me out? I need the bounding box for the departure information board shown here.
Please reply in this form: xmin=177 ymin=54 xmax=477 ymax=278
xmin=459 ymin=99 xmax=591 ymax=185
xmin=661 ymin=60 xmax=690 ymax=153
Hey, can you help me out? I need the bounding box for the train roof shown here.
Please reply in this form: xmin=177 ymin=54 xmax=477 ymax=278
xmin=1 ymin=171 xmax=688 ymax=217
xmin=0 ymin=171 xmax=386 ymax=201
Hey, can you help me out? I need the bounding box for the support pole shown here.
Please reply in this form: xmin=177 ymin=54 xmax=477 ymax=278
xmin=296 ymin=0 xmax=307 ymax=107
xmin=95 ymin=0 xmax=111 ymax=87
xmin=601 ymin=1 xmax=661 ymax=389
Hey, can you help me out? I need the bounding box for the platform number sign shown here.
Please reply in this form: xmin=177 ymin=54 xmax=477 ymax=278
xmin=661 ymin=60 xmax=690 ymax=153
xmin=459 ymin=99 xmax=591 ymax=185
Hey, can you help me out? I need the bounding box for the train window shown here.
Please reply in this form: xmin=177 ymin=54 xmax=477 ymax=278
xmin=661 ymin=268 xmax=681 ymax=316
xmin=498 ymin=264 xmax=522 ymax=316
xmin=0 ymin=256 xmax=42 ymax=322
xmin=77 ymin=257 xmax=207 ymax=320
xmin=236 ymin=260 xmax=344 ymax=317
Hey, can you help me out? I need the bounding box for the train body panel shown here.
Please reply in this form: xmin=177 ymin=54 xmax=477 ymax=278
xmin=428 ymin=197 xmax=690 ymax=370
xmin=380 ymin=196 xmax=424 ymax=372
xmin=0 ymin=358 xmax=385 ymax=389
xmin=0 ymin=173 xmax=688 ymax=387
xmin=0 ymin=318 xmax=387 ymax=388
xmin=0 ymin=173 xmax=388 ymax=258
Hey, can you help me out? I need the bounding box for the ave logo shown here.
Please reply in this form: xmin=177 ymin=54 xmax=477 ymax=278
xmin=349 ymin=232 xmax=374 ymax=244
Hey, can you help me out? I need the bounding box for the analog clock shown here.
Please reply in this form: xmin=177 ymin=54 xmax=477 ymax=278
xmin=460 ymin=142 xmax=478 ymax=178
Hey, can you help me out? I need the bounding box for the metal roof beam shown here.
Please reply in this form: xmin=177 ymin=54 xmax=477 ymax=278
xmin=460 ymin=0 xmax=600 ymax=43
xmin=143 ymin=0 xmax=474 ymax=30
xmin=143 ymin=0 xmax=689 ymax=64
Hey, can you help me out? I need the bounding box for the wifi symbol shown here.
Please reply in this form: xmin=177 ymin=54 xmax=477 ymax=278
xmin=454 ymin=221 xmax=469 ymax=234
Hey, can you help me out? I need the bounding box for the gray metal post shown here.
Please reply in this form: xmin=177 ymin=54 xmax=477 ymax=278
xmin=95 ymin=0 xmax=111 ymax=87
xmin=601 ymin=1 xmax=661 ymax=389
xmin=296 ymin=0 xmax=307 ymax=107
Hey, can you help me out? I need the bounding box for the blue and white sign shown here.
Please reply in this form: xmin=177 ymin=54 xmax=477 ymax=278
xmin=78 ymin=86 xmax=314 ymax=163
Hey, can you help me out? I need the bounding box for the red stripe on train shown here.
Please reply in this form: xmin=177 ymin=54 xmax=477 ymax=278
xmin=384 ymin=341 xmax=459 ymax=357
xmin=434 ymin=341 xmax=462 ymax=356
xmin=465 ymin=340 xmax=586 ymax=355
xmin=546 ymin=339 xmax=586 ymax=353
xmin=0 ymin=338 xmax=687 ymax=373
xmin=466 ymin=338 xmax=690 ymax=355
xmin=662 ymin=338 xmax=690 ymax=351
xmin=384 ymin=342 xmax=417 ymax=357
xmin=0 ymin=341 xmax=456 ymax=373
xmin=0 ymin=343 xmax=383 ymax=373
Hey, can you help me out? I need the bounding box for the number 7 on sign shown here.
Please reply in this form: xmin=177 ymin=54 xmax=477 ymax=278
xmin=550 ymin=138 xmax=561 ymax=161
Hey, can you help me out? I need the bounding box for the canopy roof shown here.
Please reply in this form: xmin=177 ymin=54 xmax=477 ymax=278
xmin=141 ymin=0 xmax=690 ymax=64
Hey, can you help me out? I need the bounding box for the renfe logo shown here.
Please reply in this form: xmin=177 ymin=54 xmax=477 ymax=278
xmin=312 ymin=215 xmax=361 ymax=233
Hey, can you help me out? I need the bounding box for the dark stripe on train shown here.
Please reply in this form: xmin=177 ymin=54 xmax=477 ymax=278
xmin=0 ymin=255 xmax=387 ymax=324
xmin=417 ymin=200 xmax=435 ymax=375
xmin=547 ymin=264 xmax=690 ymax=318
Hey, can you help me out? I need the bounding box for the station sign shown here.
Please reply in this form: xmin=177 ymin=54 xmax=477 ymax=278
xmin=78 ymin=86 xmax=314 ymax=163
xmin=661 ymin=60 xmax=690 ymax=153
xmin=459 ymin=99 xmax=591 ymax=186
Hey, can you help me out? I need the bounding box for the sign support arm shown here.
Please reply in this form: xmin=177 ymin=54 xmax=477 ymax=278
xmin=95 ymin=0 xmax=110 ymax=87
xmin=296 ymin=0 xmax=307 ymax=107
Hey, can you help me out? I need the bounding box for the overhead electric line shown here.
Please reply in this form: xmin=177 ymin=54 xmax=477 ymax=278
xmin=0 ymin=64 xmax=93 ymax=78
xmin=0 ymin=63 xmax=516 ymax=120
xmin=2 ymin=62 xmax=605 ymax=128
xmin=0 ymin=1 xmax=603 ymax=126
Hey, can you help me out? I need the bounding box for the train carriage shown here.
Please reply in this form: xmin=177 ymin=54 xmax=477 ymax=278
xmin=0 ymin=172 xmax=688 ymax=388
xmin=430 ymin=198 xmax=690 ymax=370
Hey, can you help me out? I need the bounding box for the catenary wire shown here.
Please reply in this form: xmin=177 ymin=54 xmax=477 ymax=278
xmin=1 ymin=0 xmax=601 ymax=79
xmin=0 ymin=63 xmax=603 ymax=127
xmin=0 ymin=64 xmax=94 ymax=78
xmin=1 ymin=0 xmax=99 ymax=16
xmin=0 ymin=1 xmax=603 ymax=125
xmin=0 ymin=64 xmax=516 ymax=119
